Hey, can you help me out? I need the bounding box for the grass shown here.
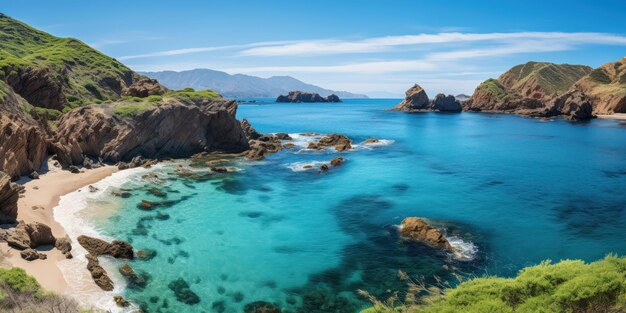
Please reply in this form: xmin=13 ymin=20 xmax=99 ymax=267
xmin=476 ymin=78 xmax=508 ymax=100
xmin=502 ymin=62 xmax=592 ymax=95
xmin=112 ymin=102 xmax=156 ymax=117
xmin=360 ymin=255 xmax=626 ymax=313
xmin=110 ymin=88 xmax=222 ymax=117
xmin=166 ymin=88 xmax=222 ymax=102
xmin=0 ymin=13 xmax=138 ymax=105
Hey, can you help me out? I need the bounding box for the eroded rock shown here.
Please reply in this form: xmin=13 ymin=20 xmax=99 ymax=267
xmin=398 ymin=217 xmax=452 ymax=250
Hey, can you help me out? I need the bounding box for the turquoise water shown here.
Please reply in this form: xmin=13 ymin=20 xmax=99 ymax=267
xmin=92 ymin=99 xmax=626 ymax=312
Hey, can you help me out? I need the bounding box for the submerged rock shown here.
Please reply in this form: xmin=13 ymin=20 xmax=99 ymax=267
xmin=168 ymin=278 xmax=200 ymax=305
xmin=244 ymin=301 xmax=281 ymax=313
xmin=136 ymin=248 xmax=158 ymax=260
xmin=398 ymin=217 xmax=452 ymax=250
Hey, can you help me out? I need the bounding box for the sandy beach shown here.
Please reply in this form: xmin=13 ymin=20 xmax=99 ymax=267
xmin=597 ymin=113 xmax=626 ymax=120
xmin=0 ymin=163 xmax=117 ymax=293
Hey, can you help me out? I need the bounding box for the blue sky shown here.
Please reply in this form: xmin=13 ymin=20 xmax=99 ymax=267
xmin=3 ymin=0 xmax=626 ymax=96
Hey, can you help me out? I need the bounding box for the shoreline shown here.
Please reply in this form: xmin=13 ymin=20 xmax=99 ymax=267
xmin=0 ymin=163 xmax=117 ymax=294
xmin=597 ymin=113 xmax=626 ymax=121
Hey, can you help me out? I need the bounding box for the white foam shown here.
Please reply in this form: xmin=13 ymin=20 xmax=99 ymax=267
xmin=285 ymin=161 xmax=326 ymax=172
xmin=356 ymin=139 xmax=395 ymax=150
xmin=447 ymin=236 xmax=478 ymax=261
xmin=54 ymin=165 xmax=159 ymax=312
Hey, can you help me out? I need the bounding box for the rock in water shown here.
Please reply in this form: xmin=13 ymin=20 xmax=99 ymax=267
xmin=398 ymin=217 xmax=452 ymax=250
xmin=330 ymin=157 xmax=345 ymax=167
xmin=276 ymin=91 xmax=341 ymax=103
xmin=244 ymin=301 xmax=281 ymax=313
xmin=168 ymin=278 xmax=200 ymax=305
xmin=77 ymin=235 xmax=134 ymax=259
xmin=0 ymin=172 xmax=19 ymax=223
xmin=393 ymin=84 xmax=430 ymax=111
xmin=85 ymin=254 xmax=114 ymax=291
xmin=113 ymin=296 xmax=130 ymax=307
xmin=431 ymin=93 xmax=462 ymax=112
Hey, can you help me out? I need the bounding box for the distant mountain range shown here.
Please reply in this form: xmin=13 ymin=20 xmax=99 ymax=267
xmin=141 ymin=69 xmax=368 ymax=99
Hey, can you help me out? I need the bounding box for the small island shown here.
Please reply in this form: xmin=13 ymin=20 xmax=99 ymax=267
xmin=276 ymin=91 xmax=342 ymax=103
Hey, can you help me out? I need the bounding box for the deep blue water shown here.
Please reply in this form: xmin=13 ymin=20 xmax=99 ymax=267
xmin=83 ymin=98 xmax=626 ymax=312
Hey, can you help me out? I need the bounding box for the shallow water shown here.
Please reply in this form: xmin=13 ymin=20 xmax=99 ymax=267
xmin=58 ymin=99 xmax=626 ymax=313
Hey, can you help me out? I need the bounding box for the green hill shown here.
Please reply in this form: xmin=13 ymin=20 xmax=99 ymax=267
xmin=0 ymin=13 xmax=140 ymax=111
xmin=499 ymin=62 xmax=592 ymax=96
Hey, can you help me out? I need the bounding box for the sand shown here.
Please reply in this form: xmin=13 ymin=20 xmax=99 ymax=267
xmin=597 ymin=113 xmax=626 ymax=120
xmin=0 ymin=163 xmax=117 ymax=294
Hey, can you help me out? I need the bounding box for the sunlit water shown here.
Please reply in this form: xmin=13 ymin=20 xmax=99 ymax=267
xmin=56 ymin=98 xmax=626 ymax=313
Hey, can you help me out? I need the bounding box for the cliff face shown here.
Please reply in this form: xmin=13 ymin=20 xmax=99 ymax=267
xmin=465 ymin=62 xmax=593 ymax=119
xmin=0 ymin=171 xmax=19 ymax=223
xmin=0 ymin=81 xmax=48 ymax=178
xmin=568 ymin=57 xmax=626 ymax=114
xmin=53 ymin=97 xmax=249 ymax=166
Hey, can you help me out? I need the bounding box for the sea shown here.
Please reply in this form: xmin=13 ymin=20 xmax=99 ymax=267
xmin=53 ymin=98 xmax=626 ymax=313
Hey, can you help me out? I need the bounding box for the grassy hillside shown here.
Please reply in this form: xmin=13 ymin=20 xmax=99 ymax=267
xmin=0 ymin=13 xmax=139 ymax=109
xmin=111 ymin=88 xmax=223 ymax=117
xmin=360 ymin=255 xmax=626 ymax=313
xmin=499 ymin=62 xmax=592 ymax=96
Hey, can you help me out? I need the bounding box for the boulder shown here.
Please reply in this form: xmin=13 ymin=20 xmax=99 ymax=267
xmin=398 ymin=217 xmax=452 ymax=250
xmin=28 ymin=171 xmax=39 ymax=179
xmin=168 ymin=278 xmax=200 ymax=305
xmin=245 ymin=135 xmax=282 ymax=161
xmin=275 ymin=133 xmax=292 ymax=140
xmin=330 ymin=157 xmax=345 ymax=167
xmin=85 ymin=254 xmax=114 ymax=291
xmin=114 ymin=296 xmax=130 ymax=307
xmin=0 ymin=172 xmax=19 ymax=223
xmin=24 ymin=222 xmax=55 ymax=247
xmin=77 ymin=235 xmax=134 ymax=259
xmin=122 ymin=78 xmax=167 ymax=98
xmin=393 ymin=84 xmax=429 ymax=111
xmin=4 ymin=221 xmax=31 ymax=249
xmin=314 ymin=134 xmax=352 ymax=152
xmin=55 ymin=235 xmax=73 ymax=258
xmin=20 ymin=248 xmax=46 ymax=261
xmin=431 ymin=93 xmax=462 ymax=112
xmin=319 ymin=164 xmax=329 ymax=172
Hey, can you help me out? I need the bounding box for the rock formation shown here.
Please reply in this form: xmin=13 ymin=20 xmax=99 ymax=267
xmin=77 ymin=235 xmax=134 ymax=290
xmin=566 ymin=57 xmax=626 ymax=115
xmin=276 ymin=91 xmax=342 ymax=103
xmin=393 ymin=84 xmax=461 ymax=113
xmin=465 ymin=62 xmax=595 ymax=120
xmin=245 ymin=135 xmax=283 ymax=160
xmin=0 ymin=171 xmax=19 ymax=223
xmin=308 ymin=134 xmax=352 ymax=152
xmin=241 ymin=118 xmax=262 ymax=140
xmin=5 ymin=221 xmax=56 ymax=250
xmin=398 ymin=217 xmax=452 ymax=250
xmin=122 ymin=78 xmax=168 ymax=98
xmin=53 ymin=98 xmax=249 ymax=167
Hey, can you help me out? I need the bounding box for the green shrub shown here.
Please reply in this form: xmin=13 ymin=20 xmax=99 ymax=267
xmin=361 ymin=255 xmax=626 ymax=313
xmin=34 ymin=107 xmax=63 ymax=120
xmin=146 ymin=95 xmax=162 ymax=102
xmin=0 ymin=268 xmax=41 ymax=294
xmin=113 ymin=102 xmax=154 ymax=117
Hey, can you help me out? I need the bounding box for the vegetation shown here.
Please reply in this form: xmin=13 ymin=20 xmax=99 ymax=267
xmin=34 ymin=107 xmax=63 ymax=120
xmin=110 ymin=88 xmax=222 ymax=117
xmin=502 ymin=62 xmax=592 ymax=95
xmin=476 ymin=78 xmax=508 ymax=100
xmin=166 ymin=88 xmax=222 ymax=102
xmin=360 ymin=255 xmax=626 ymax=313
xmin=589 ymin=68 xmax=613 ymax=84
xmin=0 ymin=267 xmax=86 ymax=313
xmin=112 ymin=102 xmax=156 ymax=117
xmin=0 ymin=13 xmax=138 ymax=105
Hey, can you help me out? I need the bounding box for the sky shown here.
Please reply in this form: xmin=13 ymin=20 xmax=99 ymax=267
xmin=3 ymin=0 xmax=626 ymax=97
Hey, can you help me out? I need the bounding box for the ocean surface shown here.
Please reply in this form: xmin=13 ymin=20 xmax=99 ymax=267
xmin=54 ymin=98 xmax=626 ymax=313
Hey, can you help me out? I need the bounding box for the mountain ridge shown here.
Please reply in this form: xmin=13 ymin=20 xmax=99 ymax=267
xmin=141 ymin=68 xmax=368 ymax=98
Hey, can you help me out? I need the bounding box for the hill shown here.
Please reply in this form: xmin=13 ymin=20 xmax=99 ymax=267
xmin=141 ymin=69 xmax=368 ymax=98
xmin=570 ymin=56 xmax=626 ymax=114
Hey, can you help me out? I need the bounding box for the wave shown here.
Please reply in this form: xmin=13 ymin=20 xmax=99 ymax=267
xmin=53 ymin=166 xmax=158 ymax=312
xmin=353 ymin=139 xmax=395 ymax=150
xmin=285 ymin=160 xmax=327 ymax=172
xmin=447 ymin=235 xmax=478 ymax=261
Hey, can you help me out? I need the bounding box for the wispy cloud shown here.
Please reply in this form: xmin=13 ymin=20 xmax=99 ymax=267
xmin=238 ymin=32 xmax=626 ymax=57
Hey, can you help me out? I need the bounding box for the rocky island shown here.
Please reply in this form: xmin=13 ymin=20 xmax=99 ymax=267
xmin=276 ymin=91 xmax=342 ymax=103
xmin=392 ymin=84 xmax=462 ymax=112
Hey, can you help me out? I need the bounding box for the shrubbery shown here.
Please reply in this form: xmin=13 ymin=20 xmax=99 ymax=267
xmin=361 ymin=255 xmax=626 ymax=313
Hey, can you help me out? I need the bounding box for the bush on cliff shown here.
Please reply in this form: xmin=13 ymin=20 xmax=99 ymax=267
xmin=360 ymin=255 xmax=626 ymax=313
xmin=0 ymin=267 xmax=85 ymax=312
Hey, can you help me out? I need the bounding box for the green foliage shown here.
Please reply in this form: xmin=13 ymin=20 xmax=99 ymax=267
xmin=0 ymin=268 xmax=41 ymax=294
xmin=361 ymin=256 xmax=626 ymax=313
xmin=0 ymin=13 xmax=137 ymax=105
xmin=112 ymin=102 xmax=155 ymax=117
xmin=146 ymin=95 xmax=163 ymax=102
xmin=589 ymin=68 xmax=612 ymax=84
xmin=166 ymin=88 xmax=222 ymax=102
xmin=34 ymin=107 xmax=63 ymax=120
xmin=477 ymin=78 xmax=508 ymax=99
xmin=503 ymin=62 xmax=592 ymax=95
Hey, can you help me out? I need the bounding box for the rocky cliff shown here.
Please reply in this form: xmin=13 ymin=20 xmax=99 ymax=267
xmin=0 ymin=171 xmax=19 ymax=223
xmin=465 ymin=62 xmax=594 ymax=119
xmin=393 ymin=84 xmax=461 ymax=113
xmin=568 ymin=57 xmax=626 ymax=114
xmin=276 ymin=91 xmax=342 ymax=103
xmin=53 ymin=94 xmax=249 ymax=167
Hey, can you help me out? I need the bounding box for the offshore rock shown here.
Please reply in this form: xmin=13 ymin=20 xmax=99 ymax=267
xmin=399 ymin=217 xmax=452 ymax=250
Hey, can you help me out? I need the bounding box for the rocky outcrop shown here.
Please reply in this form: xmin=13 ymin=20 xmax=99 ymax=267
xmin=245 ymin=135 xmax=282 ymax=160
xmin=77 ymin=235 xmax=134 ymax=291
xmin=567 ymin=57 xmax=626 ymax=115
xmin=77 ymin=235 xmax=134 ymax=259
xmin=0 ymin=82 xmax=49 ymax=179
xmin=398 ymin=217 xmax=452 ymax=250
xmin=393 ymin=84 xmax=430 ymax=111
xmin=431 ymin=93 xmax=462 ymax=112
xmin=465 ymin=62 xmax=594 ymax=120
xmin=393 ymin=85 xmax=461 ymax=113
xmin=276 ymin=91 xmax=341 ymax=103
xmin=53 ymin=98 xmax=249 ymax=167
xmin=0 ymin=171 xmax=19 ymax=223
xmin=6 ymin=67 xmax=67 ymax=110
xmin=241 ymin=118 xmax=261 ymax=140
xmin=20 ymin=248 xmax=46 ymax=261
xmin=122 ymin=78 xmax=168 ymax=98
xmin=308 ymin=134 xmax=352 ymax=152
xmin=5 ymin=221 xmax=56 ymax=250
xmin=547 ymin=90 xmax=594 ymax=121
